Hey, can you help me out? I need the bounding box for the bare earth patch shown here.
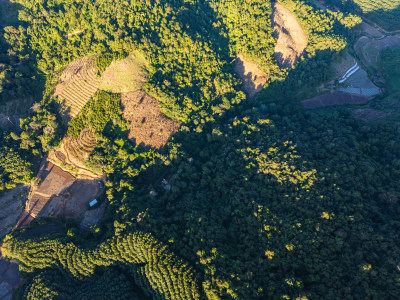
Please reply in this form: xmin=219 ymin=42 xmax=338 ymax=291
xmin=355 ymin=35 xmax=400 ymax=68
xmin=302 ymin=91 xmax=370 ymax=108
xmin=54 ymin=56 xmax=101 ymax=123
xmin=234 ymin=54 xmax=268 ymax=98
xmin=0 ymin=185 xmax=29 ymax=239
xmin=272 ymin=2 xmax=308 ymax=68
xmin=331 ymin=51 xmax=357 ymax=81
xmin=16 ymin=159 xmax=105 ymax=228
xmin=99 ymin=53 xmax=149 ymax=93
xmin=122 ymin=91 xmax=181 ymax=150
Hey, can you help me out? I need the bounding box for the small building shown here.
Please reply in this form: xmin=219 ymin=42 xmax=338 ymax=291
xmin=89 ymin=199 xmax=98 ymax=207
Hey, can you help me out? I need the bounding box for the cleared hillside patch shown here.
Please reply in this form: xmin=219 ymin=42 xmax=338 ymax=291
xmin=99 ymin=53 xmax=149 ymax=93
xmin=272 ymin=2 xmax=308 ymax=68
xmin=234 ymin=54 xmax=268 ymax=98
xmin=0 ymin=185 xmax=29 ymax=238
xmin=54 ymin=56 xmax=101 ymax=123
xmin=355 ymin=35 xmax=400 ymax=68
xmin=49 ymin=128 xmax=100 ymax=177
xmin=302 ymin=91 xmax=370 ymax=108
xmin=122 ymin=91 xmax=181 ymax=150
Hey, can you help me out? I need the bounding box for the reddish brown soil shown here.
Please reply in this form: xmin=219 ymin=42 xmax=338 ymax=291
xmin=302 ymin=91 xmax=370 ymax=108
xmin=121 ymin=91 xmax=181 ymax=150
xmin=234 ymin=54 xmax=268 ymax=98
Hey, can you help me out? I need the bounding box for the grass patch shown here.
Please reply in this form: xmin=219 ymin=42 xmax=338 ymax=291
xmin=99 ymin=52 xmax=149 ymax=93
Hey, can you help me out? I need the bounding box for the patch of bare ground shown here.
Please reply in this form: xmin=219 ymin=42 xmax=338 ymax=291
xmin=54 ymin=55 xmax=101 ymax=123
xmin=0 ymin=185 xmax=29 ymax=239
xmin=234 ymin=54 xmax=268 ymax=98
xmin=16 ymin=158 xmax=105 ymax=228
xmin=302 ymin=91 xmax=370 ymax=108
xmin=48 ymin=128 xmax=100 ymax=178
xmin=272 ymin=2 xmax=308 ymax=68
xmin=80 ymin=202 xmax=106 ymax=229
xmin=355 ymin=35 xmax=400 ymax=68
xmin=362 ymin=22 xmax=383 ymax=38
xmin=351 ymin=108 xmax=390 ymax=120
xmin=331 ymin=51 xmax=357 ymax=81
xmin=16 ymin=161 xmax=75 ymax=227
xmin=122 ymin=91 xmax=181 ymax=150
xmin=64 ymin=30 xmax=82 ymax=39
xmin=44 ymin=178 xmax=102 ymax=220
xmin=0 ymin=254 xmax=22 ymax=300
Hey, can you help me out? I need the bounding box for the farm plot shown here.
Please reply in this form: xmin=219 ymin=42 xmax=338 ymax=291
xmin=338 ymin=68 xmax=380 ymax=96
xmin=361 ymin=22 xmax=383 ymax=38
xmin=302 ymin=91 xmax=370 ymax=108
xmin=42 ymin=178 xmax=102 ymax=220
xmin=234 ymin=54 xmax=268 ymax=98
xmin=122 ymin=91 xmax=181 ymax=150
xmin=18 ymin=161 xmax=75 ymax=226
xmin=0 ymin=185 xmax=29 ymax=239
xmin=99 ymin=52 xmax=149 ymax=93
xmin=355 ymin=35 xmax=400 ymax=68
xmin=16 ymin=158 xmax=105 ymax=227
xmin=54 ymin=56 xmax=101 ymax=123
xmin=48 ymin=128 xmax=99 ymax=177
xmin=272 ymin=2 xmax=308 ymax=68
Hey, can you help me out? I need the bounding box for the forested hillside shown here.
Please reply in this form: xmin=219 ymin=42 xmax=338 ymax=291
xmin=2 ymin=0 xmax=400 ymax=299
xmin=324 ymin=0 xmax=400 ymax=31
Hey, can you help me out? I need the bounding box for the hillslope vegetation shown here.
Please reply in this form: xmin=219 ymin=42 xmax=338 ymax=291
xmin=3 ymin=0 xmax=400 ymax=300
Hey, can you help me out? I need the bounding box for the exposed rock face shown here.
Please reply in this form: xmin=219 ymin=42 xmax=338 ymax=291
xmin=234 ymin=54 xmax=268 ymax=98
xmin=272 ymin=2 xmax=308 ymax=68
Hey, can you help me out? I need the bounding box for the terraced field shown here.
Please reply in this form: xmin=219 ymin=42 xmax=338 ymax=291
xmin=54 ymin=56 xmax=101 ymax=123
xmin=64 ymin=128 xmax=97 ymax=163
xmin=48 ymin=128 xmax=99 ymax=177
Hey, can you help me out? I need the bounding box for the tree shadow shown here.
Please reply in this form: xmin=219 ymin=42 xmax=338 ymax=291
xmin=0 ymin=1 xmax=45 ymax=112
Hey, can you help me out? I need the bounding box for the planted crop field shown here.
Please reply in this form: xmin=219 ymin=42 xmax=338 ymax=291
xmin=64 ymin=128 xmax=97 ymax=163
xmin=54 ymin=56 xmax=101 ymax=123
xmin=47 ymin=128 xmax=99 ymax=177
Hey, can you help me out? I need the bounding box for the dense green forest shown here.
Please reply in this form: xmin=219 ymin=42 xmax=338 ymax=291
xmin=1 ymin=0 xmax=400 ymax=299
xmin=323 ymin=0 xmax=400 ymax=31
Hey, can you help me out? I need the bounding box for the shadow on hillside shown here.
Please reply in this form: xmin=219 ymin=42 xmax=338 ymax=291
xmin=0 ymin=1 xmax=45 ymax=116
